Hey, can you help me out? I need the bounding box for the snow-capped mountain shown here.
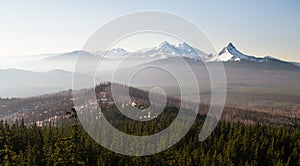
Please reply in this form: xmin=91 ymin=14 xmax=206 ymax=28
xmin=209 ymin=43 xmax=284 ymax=63
xmin=104 ymin=41 xmax=209 ymax=60
xmin=214 ymin=43 xmax=258 ymax=62
xmin=105 ymin=48 xmax=129 ymax=56
xmin=102 ymin=41 xmax=289 ymax=64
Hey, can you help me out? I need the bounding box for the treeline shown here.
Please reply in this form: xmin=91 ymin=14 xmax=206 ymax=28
xmin=1 ymin=83 xmax=299 ymax=128
xmin=0 ymin=106 xmax=299 ymax=165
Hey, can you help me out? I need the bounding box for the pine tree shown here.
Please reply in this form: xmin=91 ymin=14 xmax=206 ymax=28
xmin=0 ymin=122 xmax=18 ymax=165
xmin=26 ymin=143 xmax=39 ymax=166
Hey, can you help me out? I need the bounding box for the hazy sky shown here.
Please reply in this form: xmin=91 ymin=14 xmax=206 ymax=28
xmin=0 ymin=0 xmax=299 ymax=61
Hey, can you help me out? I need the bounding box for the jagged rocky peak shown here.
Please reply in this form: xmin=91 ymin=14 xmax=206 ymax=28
xmin=158 ymin=41 xmax=176 ymax=50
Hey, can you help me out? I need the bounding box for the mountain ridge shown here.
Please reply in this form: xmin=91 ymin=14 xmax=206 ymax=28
xmin=15 ymin=41 xmax=296 ymax=65
xmin=78 ymin=41 xmax=296 ymax=65
xmin=9 ymin=41 xmax=300 ymax=74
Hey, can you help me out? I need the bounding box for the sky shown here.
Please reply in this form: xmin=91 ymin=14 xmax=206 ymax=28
xmin=0 ymin=0 xmax=299 ymax=61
